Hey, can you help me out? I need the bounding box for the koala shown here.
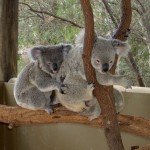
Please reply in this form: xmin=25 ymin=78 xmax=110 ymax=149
xmin=56 ymin=75 xmax=101 ymax=120
xmin=55 ymin=30 xmax=129 ymax=120
xmin=14 ymin=43 xmax=72 ymax=113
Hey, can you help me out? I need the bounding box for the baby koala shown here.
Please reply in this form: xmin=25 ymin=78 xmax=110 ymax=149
xmin=56 ymin=30 xmax=130 ymax=120
xmin=14 ymin=43 xmax=72 ymax=113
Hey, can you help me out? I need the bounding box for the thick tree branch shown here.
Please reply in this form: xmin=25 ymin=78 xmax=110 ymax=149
xmin=112 ymin=0 xmax=145 ymax=87
xmin=19 ymin=2 xmax=83 ymax=28
xmin=80 ymin=0 xmax=124 ymax=150
xmin=0 ymin=104 xmax=150 ymax=139
xmin=103 ymin=0 xmax=145 ymax=87
xmin=112 ymin=0 xmax=132 ymax=41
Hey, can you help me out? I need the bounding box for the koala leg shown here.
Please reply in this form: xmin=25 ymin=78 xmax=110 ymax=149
xmin=16 ymin=87 xmax=53 ymax=114
xmin=80 ymin=99 xmax=101 ymax=121
xmin=113 ymin=88 xmax=124 ymax=113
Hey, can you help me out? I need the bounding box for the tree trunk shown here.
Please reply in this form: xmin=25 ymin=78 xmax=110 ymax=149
xmin=0 ymin=0 xmax=18 ymax=82
xmin=80 ymin=0 xmax=124 ymax=149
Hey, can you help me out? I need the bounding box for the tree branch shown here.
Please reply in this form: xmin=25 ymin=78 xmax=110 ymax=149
xmin=19 ymin=2 xmax=83 ymax=28
xmin=0 ymin=104 xmax=150 ymax=138
xmin=103 ymin=0 xmax=145 ymax=87
xmin=101 ymin=0 xmax=118 ymax=28
xmin=112 ymin=0 xmax=132 ymax=41
xmin=137 ymin=145 xmax=150 ymax=150
xmin=80 ymin=0 xmax=124 ymax=149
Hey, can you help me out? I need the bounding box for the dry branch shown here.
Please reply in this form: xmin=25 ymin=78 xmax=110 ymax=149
xmin=0 ymin=104 xmax=150 ymax=139
xmin=102 ymin=0 xmax=118 ymax=28
xmin=19 ymin=2 xmax=83 ymax=28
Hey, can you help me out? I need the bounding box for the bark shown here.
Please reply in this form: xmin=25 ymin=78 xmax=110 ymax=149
xmin=0 ymin=0 xmax=18 ymax=81
xmin=80 ymin=0 xmax=124 ymax=150
xmin=137 ymin=145 xmax=150 ymax=150
xmin=112 ymin=0 xmax=132 ymax=41
xmin=0 ymin=105 xmax=150 ymax=139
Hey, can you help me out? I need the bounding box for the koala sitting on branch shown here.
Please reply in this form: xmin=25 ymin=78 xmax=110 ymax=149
xmin=14 ymin=44 xmax=72 ymax=113
xmin=56 ymin=30 xmax=130 ymax=120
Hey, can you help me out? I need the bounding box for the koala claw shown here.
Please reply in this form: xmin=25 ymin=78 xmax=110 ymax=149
xmin=88 ymin=114 xmax=99 ymax=121
xmin=87 ymin=83 xmax=95 ymax=91
xmin=44 ymin=107 xmax=53 ymax=114
xmin=85 ymin=100 xmax=95 ymax=107
xmin=60 ymin=84 xmax=68 ymax=94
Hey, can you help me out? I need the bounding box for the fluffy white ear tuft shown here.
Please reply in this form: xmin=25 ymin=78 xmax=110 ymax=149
xmin=29 ymin=46 xmax=43 ymax=61
xmin=112 ymin=39 xmax=129 ymax=57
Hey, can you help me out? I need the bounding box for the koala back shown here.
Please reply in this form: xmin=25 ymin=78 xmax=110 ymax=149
xmin=14 ymin=63 xmax=35 ymax=101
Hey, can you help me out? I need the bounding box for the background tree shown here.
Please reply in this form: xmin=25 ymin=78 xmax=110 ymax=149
xmin=18 ymin=0 xmax=150 ymax=87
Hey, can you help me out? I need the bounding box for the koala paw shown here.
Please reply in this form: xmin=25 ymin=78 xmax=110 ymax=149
xmin=88 ymin=113 xmax=100 ymax=121
xmin=85 ymin=100 xmax=96 ymax=108
xmin=44 ymin=107 xmax=53 ymax=114
xmin=60 ymin=84 xmax=69 ymax=94
xmin=87 ymin=83 xmax=95 ymax=91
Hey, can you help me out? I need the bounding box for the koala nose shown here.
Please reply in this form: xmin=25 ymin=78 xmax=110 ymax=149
xmin=102 ymin=63 xmax=109 ymax=72
xmin=52 ymin=63 xmax=58 ymax=71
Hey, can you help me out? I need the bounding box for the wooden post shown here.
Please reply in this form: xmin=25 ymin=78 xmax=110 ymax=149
xmin=0 ymin=0 xmax=18 ymax=82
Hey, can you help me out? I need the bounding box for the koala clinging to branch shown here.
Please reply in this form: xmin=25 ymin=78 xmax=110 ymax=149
xmin=56 ymin=30 xmax=130 ymax=120
xmin=14 ymin=44 xmax=72 ymax=113
xmin=75 ymin=30 xmax=130 ymax=86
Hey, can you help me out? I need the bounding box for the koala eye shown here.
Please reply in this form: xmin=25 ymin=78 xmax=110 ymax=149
xmin=96 ymin=59 xmax=101 ymax=64
xmin=109 ymin=61 xmax=113 ymax=63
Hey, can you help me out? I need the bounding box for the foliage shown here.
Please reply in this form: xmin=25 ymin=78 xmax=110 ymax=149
xmin=18 ymin=0 xmax=150 ymax=86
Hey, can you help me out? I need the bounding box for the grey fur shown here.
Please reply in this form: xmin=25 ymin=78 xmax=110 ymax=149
xmin=14 ymin=44 xmax=72 ymax=113
xmin=56 ymin=30 xmax=130 ymax=120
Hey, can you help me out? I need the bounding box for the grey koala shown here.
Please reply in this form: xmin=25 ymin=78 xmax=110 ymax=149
xmin=14 ymin=44 xmax=72 ymax=113
xmin=56 ymin=30 xmax=129 ymax=120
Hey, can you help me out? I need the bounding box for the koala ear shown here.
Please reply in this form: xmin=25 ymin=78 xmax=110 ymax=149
xmin=111 ymin=39 xmax=129 ymax=57
xmin=29 ymin=46 xmax=43 ymax=61
xmin=75 ymin=29 xmax=98 ymax=47
xmin=62 ymin=44 xmax=73 ymax=58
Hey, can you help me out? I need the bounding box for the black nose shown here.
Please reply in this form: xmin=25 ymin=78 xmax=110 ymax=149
xmin=52 ymin=63 xmax=58 ymax=71
xmin=102 ymin=63 xmax=109 ymax=72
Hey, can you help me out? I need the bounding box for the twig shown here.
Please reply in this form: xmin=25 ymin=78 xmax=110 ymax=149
xmin=101 ymin=0 xmax=118 ymax=28
xmin=19 ymin=2 xmax=83 ymax=28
